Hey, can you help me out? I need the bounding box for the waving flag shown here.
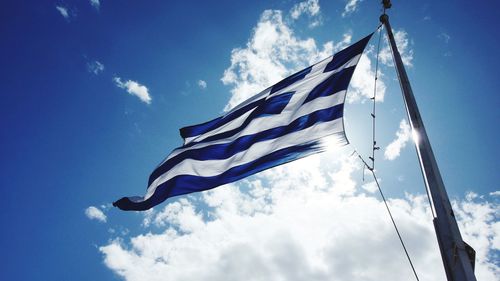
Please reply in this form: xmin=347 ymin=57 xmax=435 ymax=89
xmin=114 ymin=33 xmax=373 ymax=211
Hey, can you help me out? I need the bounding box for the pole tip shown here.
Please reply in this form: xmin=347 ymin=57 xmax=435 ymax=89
xmin=382 ymin=0 xmax=392 ymax=9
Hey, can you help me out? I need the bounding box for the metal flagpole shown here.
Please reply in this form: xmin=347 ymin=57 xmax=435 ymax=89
xmin=379 ymin=1 xmax=477 ymax=281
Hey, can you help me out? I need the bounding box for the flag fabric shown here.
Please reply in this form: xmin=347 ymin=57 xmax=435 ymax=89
xmin=114 ymin=33 xmax=373 ymax=211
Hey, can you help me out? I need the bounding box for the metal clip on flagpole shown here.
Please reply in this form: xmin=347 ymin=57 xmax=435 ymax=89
xmin=379 ymin=1 xmax=476 ymax=281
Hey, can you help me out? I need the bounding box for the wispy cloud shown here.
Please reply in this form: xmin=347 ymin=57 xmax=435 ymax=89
xmin=197 ymin=80 xmax=207 ymax=90
xmin=290 ymin=0 xmax=320 ymax=19
xmin=438 ymin=32 xmax=451 ymax=44
xmin=113 ymin=77 xmax=152 ymax=104
xmin=85 ymin=206 xmax=107 ymax=222
xmin=87 ymin=60 xmax=104 ymax=75
xmin=90 ymin=0 xmax=100 ymax=10
xmin=384 ymin=119 xmax=411 ymax=160
xmin=342 ymin=0 xmax=363 ymax=18
xmin=289 ymin=0 xmax=322 ymax=27
xmin=55 ymin=5 xmax=72 ymax=20
xmin=380 ymin=29 xmax=414 ymax=67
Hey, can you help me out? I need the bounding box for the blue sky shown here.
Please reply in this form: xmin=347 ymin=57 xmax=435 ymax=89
xmin=1 ymin=1 xmax=499 ymax=280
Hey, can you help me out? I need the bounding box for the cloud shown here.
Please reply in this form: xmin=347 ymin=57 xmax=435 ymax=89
xmin=379 ymin=29 xmax=414 ymax=67
xmin=100 ymin=151 xmax=499 ymax=281
xmin=490 ymin=191 xmax=500 ymax=197
xmin=197 ymin=80 xmax=207 ymax=90
xmin=384 ymin=119 xmax=411 ymax=160
xmin=453 ymin=193 xmax=500 ymax=267
xmin=85 ymin=206 xmax=107 ymax=223
xmin=342 ymin=0 xmax=363 ymax=18
xmin=438 ymin=32 xmax=451 ymax=44
xmin=361 ymin=180 xmax=378 ymax=193
xmin=347 ymin=45 xmax=387 ymax=103
xmin=87 ymin=60 xmax=104 ymax=75
xmin=90 ymin=0 xmax=100 ymax=10
xmin=289 ymin=0 xmax=322 ymax=27
xmin=55 ymin=5 xmax=72 ymax=20
xmin=114 ymin=77 xmax=152 ymax=104
xmin=220 ymin=9 xmax=380 ymax=111
xmin=290 ymin=0 xmax=320 ymax=19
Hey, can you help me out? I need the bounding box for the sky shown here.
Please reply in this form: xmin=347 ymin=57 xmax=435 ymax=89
xmin=1 ymin=0 xmax=499 ymax=280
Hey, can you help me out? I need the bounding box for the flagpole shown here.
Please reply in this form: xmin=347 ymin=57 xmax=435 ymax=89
xmin=379 ymin=1 xmax=476 ymax=281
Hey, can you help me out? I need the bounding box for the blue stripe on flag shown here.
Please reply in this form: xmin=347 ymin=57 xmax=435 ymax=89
xmin=270 ymin=66 xmax=312 ymax=94
xmin=252 ymin=92 xmax=294 ymax=118
xmin=117 ymin=140 xmax=325 ymax=211
xmin=324 ymin=33 xmax=372 ymax=73
xmin=179 ymin=97 xmax=261 ymax=139
xmin=179 ymin=91 xmax=295 ymax=140
xmin=179 ymin=92 xmax=295 ymax=149
xmin=303 ymin=66 xmax=355 ymax=104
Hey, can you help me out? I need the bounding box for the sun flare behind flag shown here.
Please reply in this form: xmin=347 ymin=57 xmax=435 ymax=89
xmin=114 ymin=33 xmax=373 ymax=211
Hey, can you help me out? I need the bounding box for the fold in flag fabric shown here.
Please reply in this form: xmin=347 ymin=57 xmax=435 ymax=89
xmin=114 ymin=33 xmax=373 ymax=211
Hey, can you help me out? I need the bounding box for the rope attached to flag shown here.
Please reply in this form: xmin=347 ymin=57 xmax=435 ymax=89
xmin=353 ymin=150 xmax=420 ymax=281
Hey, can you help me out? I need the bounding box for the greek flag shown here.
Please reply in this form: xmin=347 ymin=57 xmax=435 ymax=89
xmin=114 ymin=33 xmax=373 ymax=211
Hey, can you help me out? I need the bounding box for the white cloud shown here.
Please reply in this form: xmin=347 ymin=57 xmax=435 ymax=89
xmin=384 ymin=119 xmax=411 ymax=160
xmin=290 ymin=0 xmax=323 ymax=28
xmin=380 ymin=29 xmax=414 ymax=67
xmin=290 ymin=0 xmax=320 ymax=19
xmin=342 ymin=0 xmax=363 ymax=18
xmin=55 ymin=5 xmax=71 ymax=20
xmin=197 ymin=80 xmax=207 ymax=89
xmin=87 ymin=60 xmax=104 ymax=75
xmin=90 ymin=0 xmax=100 ymax=10
xmin=438 ymin=32 xmax=451 ymax=44
xmin=361 ymin=180 xmax=378 ymax=193
xmin=466 ymin=191 xmax=479 ymax=201
xmin=85 ymin=206 xmax=107 ymax=223
xmin=289 ymin=0 xmax=322 ymax=27
xmin=333 ymin=32 xmax=352 ymax=51
xmin=100 ymin=151 xmax=499 ymax=281
xmin=453 ymin=194 xmax=500 ymax=268
xmin=114 ymin=77 xmax=152 ymax=104
xmin=489 ymin=191 xmax=500 ymax=197
xmin=347 ymin=45 xmax=387 ymax=103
